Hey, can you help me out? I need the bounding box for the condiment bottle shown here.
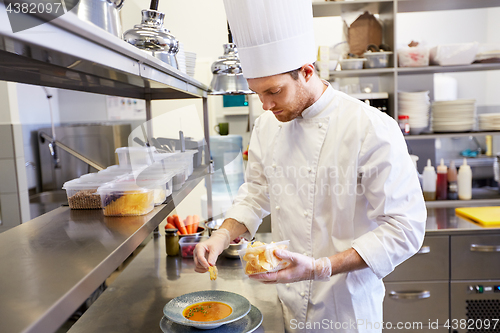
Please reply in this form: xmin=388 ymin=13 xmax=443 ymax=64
xmin=165 ymin=228 xmax=180 ymax=256
xmin=422 ymin=159 xmax=436 ymax=201
xmin=398 ymin=115 xmax=410 ymax=135
xmin=447 ymin=160 xmax=458 ymax=200
xmin=436 ymin=158 xmax=448 ymax=200
xmin=458 ymin=158 xmax=472 ymax=200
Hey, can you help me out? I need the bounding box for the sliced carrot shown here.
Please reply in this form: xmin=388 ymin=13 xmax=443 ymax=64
xmin=184 ymin=217 xmax=192 ymax=234
xmin=192 ymin=215 xmax=199 ymax=234
xmin=186 ymin=215 xmax=194 ymax=234
xmin=173 ymin=215 xmax=187 ymax=235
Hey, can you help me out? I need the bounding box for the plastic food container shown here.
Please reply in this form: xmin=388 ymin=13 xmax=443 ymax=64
xmin=398 ymin=47 xmax=429 ymax=67
xmin=429 ymin=42 xmax=479 ymax=66
xmin=134 ymin=169 xmax=175 ymax=205
xmin=363 ymin=51 xmax=392 ymax=68
xmin=179 ymin=236 xmax=209 ymax=258
xmin=62 ymin=173 xmax=117 ymax=209
xmin=237 ymin=240 xmax=291 ymax=275
xmin=339 ymin=58 xmax=366 ymax=70
xmin=96 ymin=180 xmax=154 ymax=216
xmin=98 ymin=165 xmax=145 ymax=178
xmin=115 ymin=146 xmax=157 ymax=166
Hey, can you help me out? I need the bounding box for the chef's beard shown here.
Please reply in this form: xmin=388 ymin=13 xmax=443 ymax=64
xmin=273 ymin=81 xmax=311 ymax=123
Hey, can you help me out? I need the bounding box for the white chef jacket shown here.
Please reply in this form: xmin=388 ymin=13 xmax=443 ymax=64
xmin=225 ymin=83 xmax=426 ymax=333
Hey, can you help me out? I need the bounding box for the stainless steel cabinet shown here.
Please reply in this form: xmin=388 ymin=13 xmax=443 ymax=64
xmin=450 ymin=281 xmax=500 ymax=333
xmin=384 ymin=281 xmax=449 ymax=325
xmin=383 ymin=235 xmax=449 ymax=332
xmin=451 ymin=234 xmax=500 ymax=280
xmin=384 ymin=236 xmax=449 ymax=282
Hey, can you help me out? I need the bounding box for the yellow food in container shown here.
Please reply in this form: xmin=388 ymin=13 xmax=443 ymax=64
xmin=96 ymin=179 xmax=154 ymax=217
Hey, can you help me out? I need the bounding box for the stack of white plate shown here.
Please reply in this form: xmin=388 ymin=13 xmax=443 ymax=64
xmin=398 ymin=91 xmax=430 ymax=134
xmin=185 ymin=52 xmax=197 ymax=77
xmin=176 ymin=42 xmax=187 ymax=74
xmin=478 ymin=113 xmax=500 ymax=131
xmin=431 ymin=99 xmax=476 ymax=132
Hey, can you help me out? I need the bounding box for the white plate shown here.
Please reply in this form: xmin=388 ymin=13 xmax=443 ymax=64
xmin=163 ymin=290 xmax=251 ymax=330
xmin=432 ymin=99 xmax=476 ymax=106
xmin=160 ymin=305 xmax=263 ymax=333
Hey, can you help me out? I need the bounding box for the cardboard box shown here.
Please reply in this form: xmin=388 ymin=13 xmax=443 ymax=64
xmin=347 ymin=12 xmax=382 ymax=56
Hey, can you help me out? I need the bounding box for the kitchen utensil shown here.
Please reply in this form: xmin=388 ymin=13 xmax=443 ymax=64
xmin=160 ymin=304 xmax=263 ymax=333
xmin=163 ymin=290 xmax=251 ymax=329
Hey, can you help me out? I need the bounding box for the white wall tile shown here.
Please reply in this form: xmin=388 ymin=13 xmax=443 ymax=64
xmin=18 ymin=190 xmax=31 ymax=223
xmin=0 ymin=193 xmax=21 ymax=227
xmin=0 ymin=158 xmax=18 ymax=193
xmin=0 ymin=125 xmax=14 ymax=159
xmin=15 ymin=157 xmax=29 ymax=193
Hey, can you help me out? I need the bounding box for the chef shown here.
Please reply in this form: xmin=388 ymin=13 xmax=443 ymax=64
xmin=194 ymin=0 xmax=427 ymax=332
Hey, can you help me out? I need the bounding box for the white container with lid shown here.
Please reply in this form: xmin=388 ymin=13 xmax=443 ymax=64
xmin=115 ymin=146 xmax=157 ymax=166
xmin=133 ymin=168 xmax=175 ymax=205
xmin=363 ymin=51 xmax=392 ymax=68
xmin=96 ymin=180 xmax=154 ymax=216
xmin=62 ymin=173 xmax=118 ymax=209
xmin=458 ymin=158 xmax=472 ymax=200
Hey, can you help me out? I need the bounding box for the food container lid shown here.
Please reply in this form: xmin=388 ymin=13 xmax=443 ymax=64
xmin=179 ymin=235 xmax=209 ymax=245
xmin=95 ymin=178 xmax=151 ymax=194
xmin=115 ymin=146 xmax=157 ymax=154
xmin=340 ymin=58 xmax=367 ymax=62
xmin=363 ymin=51 xmax=393 ymax=56
xmin=62 ymin=173 xmax=117 ymax=190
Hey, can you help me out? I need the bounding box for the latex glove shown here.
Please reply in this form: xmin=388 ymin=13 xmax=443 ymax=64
xmin=249 ymin=249 xmax=331 ymax=284
xmin=193 ymin=229 xmax=230 ymax=273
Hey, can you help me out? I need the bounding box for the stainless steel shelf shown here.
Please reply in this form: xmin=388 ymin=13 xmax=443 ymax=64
xmin=405 ymin=131 xmax=500 ymax=140
xmin=0 ymin=166 xmax=208 ymax=333
xmin=398 ymin=0 xmax=500 ymax=13
xmin=329 ymin=67 xmax=395 ymax=78
xmin=0 ymin=3 xmax=208 ymax=99
xmin=313 ymin=0 xmax=394 ymax=17
xmin=426 ymin=198 xmax=500 ymax=209
xmin=397 ymin=63 xmax=500 ymax=75
xmin=66 ymin=233 xmax=283 ymax=333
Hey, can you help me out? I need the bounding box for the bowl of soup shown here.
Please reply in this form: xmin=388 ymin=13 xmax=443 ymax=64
xmin=163 ymin=290 xmax=251 ymax=329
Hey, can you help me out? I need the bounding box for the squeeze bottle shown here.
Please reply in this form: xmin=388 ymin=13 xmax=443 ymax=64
xmin=458 ymin=158 xmax=472 ymax=200
xmin=422 ymin=159 xmax=436 ymax=201
xmin=447 ymin=160 xmax=458 ymax=200
xmin=436 ymin=159 xmax=448 ymax=200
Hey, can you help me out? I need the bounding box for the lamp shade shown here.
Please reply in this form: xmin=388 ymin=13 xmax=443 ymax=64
xmin=209 ymin=43 xmax=253 ymax=95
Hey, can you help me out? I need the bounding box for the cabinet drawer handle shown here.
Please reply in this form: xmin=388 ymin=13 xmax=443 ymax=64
xmin=417 ymin=246 xmax=430 ymax=254
xmin=389 ymin=290 xmax=431 ymax=300
xmin=470 ymin=244 xmax=500 ymax=252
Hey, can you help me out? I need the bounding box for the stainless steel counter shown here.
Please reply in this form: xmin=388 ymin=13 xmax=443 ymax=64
xmin=0 ymin=167 xmax=208 ymax=333
xmin=425 ymin=207 xmax=500 ymax=235
xmin=67 ymin=233 xmax=284 ymax=333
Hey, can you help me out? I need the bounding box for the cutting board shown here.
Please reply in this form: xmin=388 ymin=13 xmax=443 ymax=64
xmin=455 ymin=206 xmax=500 ymax=226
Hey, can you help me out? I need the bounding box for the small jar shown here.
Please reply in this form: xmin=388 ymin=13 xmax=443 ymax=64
xmin=165 ymin=228 xmax=180 ymax=256
xmin=398 ymin=115 xmax=410 ymax=135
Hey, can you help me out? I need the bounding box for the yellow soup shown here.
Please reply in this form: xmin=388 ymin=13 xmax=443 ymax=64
xmin=183 ymin=301 xmax=232 ymax=322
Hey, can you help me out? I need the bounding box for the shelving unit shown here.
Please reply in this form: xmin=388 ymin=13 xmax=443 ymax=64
xmin=312 ymin=0 xmax=500 ymax=121
xmin=405 ymin=131 xmax=500 ymax=140
xmin=0 ymin=5 xmax=214 ymax=333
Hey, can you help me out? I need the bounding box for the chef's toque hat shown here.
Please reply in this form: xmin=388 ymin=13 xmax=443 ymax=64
xmin=223 ymin=0 xmax=316 ymax=79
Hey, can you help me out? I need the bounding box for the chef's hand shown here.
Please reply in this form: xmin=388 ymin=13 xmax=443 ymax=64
xmin=193 ymin=229 xmax=230 ymax=273
xmin=249 ymin=249 xmax=332 ymax=284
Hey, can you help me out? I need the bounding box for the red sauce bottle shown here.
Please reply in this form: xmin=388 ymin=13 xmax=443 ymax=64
xmin=436 ymin=158 xmax=448 ymax=200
